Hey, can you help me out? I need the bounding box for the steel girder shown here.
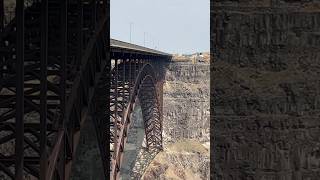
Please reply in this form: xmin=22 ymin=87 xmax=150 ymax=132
xmin=0 ymin=0 xmax=109 ymax=179
xmin=0 ymin=1 xmax=168 ymax=180
xmin=95 ymin=55 xmax=165 ymax=180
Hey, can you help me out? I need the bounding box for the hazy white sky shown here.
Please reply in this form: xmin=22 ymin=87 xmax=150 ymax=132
xmin=111 ymin=0 xmax=209 ymax=54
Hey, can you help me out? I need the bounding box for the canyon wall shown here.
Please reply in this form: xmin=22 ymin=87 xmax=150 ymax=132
xmin=142 ymin=60 xmax=210 ymax=179
xmin=162 ymin=61 xmax=210 ymax=146
xmin=212 ymin=0 xmax=320 ymax=179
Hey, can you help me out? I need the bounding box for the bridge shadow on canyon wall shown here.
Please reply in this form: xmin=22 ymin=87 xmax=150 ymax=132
xmin=70 ymin=116 xmax=104 ymax=180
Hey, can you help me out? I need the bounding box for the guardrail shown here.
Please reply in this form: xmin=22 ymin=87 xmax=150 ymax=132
xmin=111 ymin=39 xmax=172 ymax=57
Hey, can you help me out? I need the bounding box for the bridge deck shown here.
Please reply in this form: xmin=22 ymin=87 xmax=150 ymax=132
xmin=111 ymin=39 xmax=171 ymax=57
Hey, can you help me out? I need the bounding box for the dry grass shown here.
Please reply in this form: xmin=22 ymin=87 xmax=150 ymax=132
xmin=166 ymin=139 xmax=209 ymax=155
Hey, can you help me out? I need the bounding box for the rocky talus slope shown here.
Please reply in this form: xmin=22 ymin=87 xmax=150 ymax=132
xmin=142 ymin=140 xmax=210 ymax=180
xmin=142 ymin=60 xmax=210 ymax=180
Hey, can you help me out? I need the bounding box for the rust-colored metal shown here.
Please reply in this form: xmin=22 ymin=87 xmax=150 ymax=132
xmin=93 ymin=45 xmax=170 ymax=179
xmin=0 ymin=0 xmax=3 ymax=31
xmin=46 ymin=130 xmax=64 ymax=180
xmin=0 ymin=0 xmax=109 ymax=179
xmin=0 ymin=1 xmax=170 ymax=179
xmin=107 ymin=60 xmax=165 ymax=179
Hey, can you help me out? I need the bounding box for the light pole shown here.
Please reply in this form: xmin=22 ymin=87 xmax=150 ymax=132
xmin=143 ymin=32 xmax=147 ymax=47
xmin=130 ymin=22 xmax=133 ymax=43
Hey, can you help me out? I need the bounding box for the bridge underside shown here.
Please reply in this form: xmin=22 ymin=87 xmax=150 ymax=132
xmin=0 ymin=1 xmax=171 ymax=179
xmin=103 ymin=47 xmax=170 ymax=179
xmin=0 ymin=0 xmax=109 ymax=179
xmin=120 ymin=102 xmax=161 ymax=179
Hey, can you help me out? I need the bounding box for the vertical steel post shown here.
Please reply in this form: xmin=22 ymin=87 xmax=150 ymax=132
xmin=0 ymin=0 xmax=3 ymax=32
xmin=60 ymin=0 xmax=68 ymax=178
xmin=93 ymin=0 xmax=97 ymax=29
xmin=77 ymin=0 xmax=83 ymax=70
xmin=114 ymin=58 xmax=118 ymax=156
xmin=61 ymin=0 xmax=67 ymax=123
xmin=158 ymin=61 xmax=164 ymax=149
xmin=128 ymin=58 xmax=132 ymax=97
xmin=40 ymin=0 xmax=48 ymax=179
xmin=0 ymin=0 xmax=3 ymax=85
xmin=134 ymin=59 xmax=137 ymax=78
xmin=138 ymin=59 xmax=142 ymax=71
xmin=15 ymin=0 xmax=24 ymax=179
xmin=122 ymin=59 xmax=126 ymax=113
xmin=105 ymin=0 xmax=110 ymax=177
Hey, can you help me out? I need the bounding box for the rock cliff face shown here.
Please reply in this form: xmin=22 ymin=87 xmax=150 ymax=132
xmin=71 ymin=60 xmax=210 ymax=179
xmin=212 ymin=1 xmax=320 ymax=179
xmin=162 ymin=62 xmax=210 ymax=145
xmin=143 ymin=60 xmax=210 ymax=179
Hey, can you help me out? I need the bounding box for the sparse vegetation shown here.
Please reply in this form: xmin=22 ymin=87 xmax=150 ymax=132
xmin=142 ymin=140 xmax=210 ymax=180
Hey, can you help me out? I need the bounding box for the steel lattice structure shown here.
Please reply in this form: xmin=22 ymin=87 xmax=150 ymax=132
xmin=104 ymin=39 xmax=171 ymax=179
xmin=0 ymin=0 xmax=109 ymax=179
xmin=0 ymin=1 xmax=171 ymax=180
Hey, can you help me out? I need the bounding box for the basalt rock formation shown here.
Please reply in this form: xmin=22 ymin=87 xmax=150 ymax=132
xmin=162 ymin=61 xmax=210 ymax=146
xmin=143 ymin=59 xmax=210 ymax=179
xmin=212 ymin=1 xmax=320 ymax=179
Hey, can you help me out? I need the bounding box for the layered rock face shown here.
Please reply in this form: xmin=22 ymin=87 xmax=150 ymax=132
xmin=212 ymin=1 xmax=320 ymax=179
xmin=142 ymin=140 xmax=210 ymax=180
xmin=142 ymin=60 xmax=210 ymax=179
xmin=162 ymin=62 xmax=210 ymax=145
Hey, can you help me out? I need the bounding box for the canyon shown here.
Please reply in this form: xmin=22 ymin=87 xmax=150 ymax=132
xmin=142 ymin=56 xmax=210 ymax=180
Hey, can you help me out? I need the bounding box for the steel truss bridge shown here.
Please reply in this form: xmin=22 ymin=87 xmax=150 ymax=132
xmin=0 ymin=0 xmax=171 ymax=180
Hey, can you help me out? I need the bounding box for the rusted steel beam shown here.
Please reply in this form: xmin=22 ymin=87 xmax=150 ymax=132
xmin=109 ymin=61 xmax=164 ymax=179
xmin=46 ymin=130 xmax=64 ymax=180
xmin=77 ymin=0 xmax=83 ymax=70
xmin=40 ymin=0 xmax=48 ymax=179
xmin=93 ymin=0 xmax=97 ymax=28
xmin=1 ymin=1 xmax=167 ymax=179
xmin=114 ymin=58 xmax=118 ymax=152
xmin=92 ymin=61 xmax=109 ymax=180
xmin=15 ymin=0 xmax=25 ymax=179
xmin=0 ymin=0 xmax=109 ymax=179
xmin=60 ymin=0 xmax=67 ymax=125
xmin=0 ymin=0 xmax=3 ymax=31
xmin=58 ymin=1 xmax=67 ymax=176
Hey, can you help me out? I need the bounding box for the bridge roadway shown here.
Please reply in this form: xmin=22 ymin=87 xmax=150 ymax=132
xmin=0 ymin=1 xmax=171 ymax=179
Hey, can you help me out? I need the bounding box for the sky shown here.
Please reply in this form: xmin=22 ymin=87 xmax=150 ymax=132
xmin=110 ymin=0 xmax=210 ymax=54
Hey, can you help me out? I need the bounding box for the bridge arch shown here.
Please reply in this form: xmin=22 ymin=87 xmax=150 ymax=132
xmin=129 ymin=63 xmax=163 ymax=149
xmin=0 ymin=0 xmax=170 ymax=179
xmin=110 ymin=62 xmax=163 ymax=179
xmin=92 ymin=53 xmax=168 ymax=180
